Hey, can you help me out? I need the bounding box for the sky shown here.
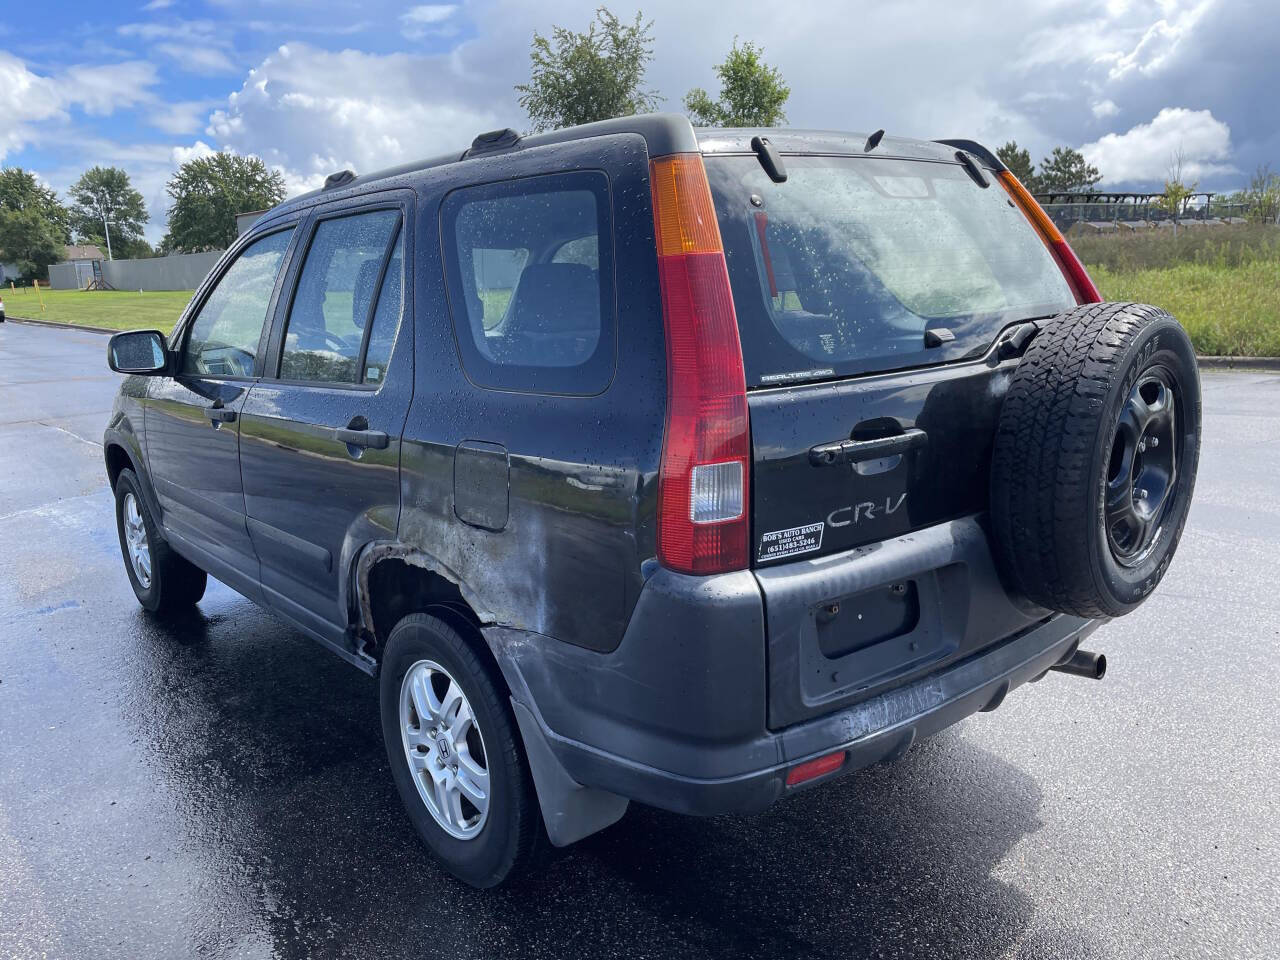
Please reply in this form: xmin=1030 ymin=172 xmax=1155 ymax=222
xmin=1 ymin=0 xmax=1275 ymax=244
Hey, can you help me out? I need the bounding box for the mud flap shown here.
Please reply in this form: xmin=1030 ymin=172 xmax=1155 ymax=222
xmin=510 ymin=698 xmax=629 ymax=847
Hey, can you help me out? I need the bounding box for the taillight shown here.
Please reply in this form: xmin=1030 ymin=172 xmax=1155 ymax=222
xmin=997 ymin=170 xmax=1102 ymax=304
xmin=650 ymin=153 xmax=750 ymax=576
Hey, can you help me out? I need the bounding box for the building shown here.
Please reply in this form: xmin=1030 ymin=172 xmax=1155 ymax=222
xmin=236 ymin=209 xmax=269 ymax=237
xmin=60 ymin=245 xmax=107 ymax=289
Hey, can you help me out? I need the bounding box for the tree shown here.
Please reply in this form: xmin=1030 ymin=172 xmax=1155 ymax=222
xmin=1155 ymin=149 xmax=1197 ymax=236
xmin=684 ymin=39 xmax=789 ymax=127
xmin=1246 ymin=163 xmax=1280 ymax=225
xmin=1037 ymin=146 xmax=1102 ymax=194
xmin=67 ymin=166 xmax=147 ymax=261
xmin=0 ymin=167 xmax=70 ymax=278
xmin=516 ymin=7 xmax=661 ymax=132
xmin=996 ymin=141 xmax=1039 ymax=192
xmin=165 ymin=152 xmax=286 ymax=253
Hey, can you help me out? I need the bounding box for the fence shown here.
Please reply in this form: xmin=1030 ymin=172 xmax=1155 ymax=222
xmin=48 ymin=250 xmax=224 ymax=291
xmin=1036 ymin=192 xmax=1277 ymax=233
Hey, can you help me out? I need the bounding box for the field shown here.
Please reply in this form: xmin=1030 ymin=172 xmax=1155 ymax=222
xmin=1073 ymin=224 xmax=1280 ymax=356
xmin=3 ymin=288 xmax=194 ymax=333
xmin=6 ymin=224 xmax=1278 ymax=356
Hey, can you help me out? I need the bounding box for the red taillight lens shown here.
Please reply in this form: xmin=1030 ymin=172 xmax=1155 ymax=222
xmin=997 ymin=171 xmax=1102 ymax=304
xmin=786 ymin=750 xmax=847 ymax=786
xmin=650 ymin=153 xmax=750 ymax=576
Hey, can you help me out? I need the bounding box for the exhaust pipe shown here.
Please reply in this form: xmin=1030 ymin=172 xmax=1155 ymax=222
xmin=1051 ymin=648 xmax=1107 ymax=680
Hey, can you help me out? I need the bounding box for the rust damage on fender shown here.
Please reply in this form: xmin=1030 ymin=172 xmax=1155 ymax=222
xmin=353 ymin=541 xmax=509 ymax=663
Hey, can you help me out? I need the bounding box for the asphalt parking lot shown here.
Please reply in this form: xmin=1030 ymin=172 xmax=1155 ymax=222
xmin=1 ymin=320 xmax=1277 ymax=959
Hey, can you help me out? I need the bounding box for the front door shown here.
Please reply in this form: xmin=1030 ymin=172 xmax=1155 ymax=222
xmin=145 ymin=226 xmax=298 ymax=594
xmin=238 ymin=200 xmax=412 ymax=638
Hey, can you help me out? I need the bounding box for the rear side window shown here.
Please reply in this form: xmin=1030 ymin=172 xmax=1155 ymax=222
xmin=279 ymin=209 xmax=401 ymax=384
xmin=441 ymin=172 xmax=615 ymax=395
xmin=182 ymin=228 xmax=293 ymax=377
xmin=705 ymin=155 xmax=1074 ymax=385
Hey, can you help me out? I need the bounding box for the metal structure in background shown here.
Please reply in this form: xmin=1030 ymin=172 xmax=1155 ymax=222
xmin=1034 ymin=190 xmax=1268 ymax=233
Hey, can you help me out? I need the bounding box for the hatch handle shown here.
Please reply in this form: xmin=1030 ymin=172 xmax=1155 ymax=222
xmin=809 ymin=428 xmax=928 ymax=466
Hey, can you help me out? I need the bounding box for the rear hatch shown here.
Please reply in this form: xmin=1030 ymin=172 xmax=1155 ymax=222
xmin=704 ymin=146 xmax=1080 ymax=726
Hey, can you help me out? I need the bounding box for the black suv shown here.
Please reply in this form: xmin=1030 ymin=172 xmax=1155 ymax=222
xmin=105 ymin=114 xmax=1201 ymax=887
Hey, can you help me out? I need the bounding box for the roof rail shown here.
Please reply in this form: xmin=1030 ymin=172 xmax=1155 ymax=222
xmin=466 ymin=128 xmax=521 ymax=157
xmin=323 ymin=169 xmax=356 ymax=190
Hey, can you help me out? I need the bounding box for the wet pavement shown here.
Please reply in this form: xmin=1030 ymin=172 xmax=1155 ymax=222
xmin=1 ymin=320 xmax=1277 ymax=959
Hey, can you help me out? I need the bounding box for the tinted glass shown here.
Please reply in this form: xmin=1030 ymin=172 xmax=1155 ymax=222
xmin=362 ymin=228 xmax=404 ymax=385
xmin=279 ymin=209 xmax=399 ymax=383
xmin=183 ymin=228 xmax=293 ymax=377
xmin=706 ymin=155 xmax=1075 ymax=386
xmin=442 ymin=172 xmax=614 ymax=395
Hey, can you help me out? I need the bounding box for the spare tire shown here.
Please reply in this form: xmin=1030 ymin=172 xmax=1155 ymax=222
xmin=990 ymin=302 xmax=1201 ymax=618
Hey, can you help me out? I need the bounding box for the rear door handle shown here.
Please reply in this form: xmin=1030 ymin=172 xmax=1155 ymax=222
xmin=334 ymin=427 xmax=389 ymax=449
xmin=809 ymin=428 xmax=927 ymax=466
xmin=205 ymin=404 xmax=237 ymax=424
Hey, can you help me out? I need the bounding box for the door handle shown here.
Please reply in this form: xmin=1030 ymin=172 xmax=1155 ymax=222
xmin=809 ymin=428 xmax=927 ymax=466
xmin=333 ymin=427 xmax=389 ymax=449
xmin=205 ymin=404 xmax=237 ymax=425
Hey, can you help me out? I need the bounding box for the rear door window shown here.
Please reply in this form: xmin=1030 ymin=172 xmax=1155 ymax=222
xmin=441 ymin=171 xmax=615 ymax=395
xmin=705 ymin=155 xmax=1074 ymax=386
xmin=278 ymin=209 xmax=401 ymax=384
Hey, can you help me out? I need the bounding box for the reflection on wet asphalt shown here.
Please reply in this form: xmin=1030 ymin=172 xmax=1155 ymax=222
xmin=2 ymin=322 xmax=1278 ymax=959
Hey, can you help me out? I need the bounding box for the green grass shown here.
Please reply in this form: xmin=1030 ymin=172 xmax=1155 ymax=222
xmin=1076 ymin=224 xmax=1280 ymax=357
xmin=1091 ymin=260 xmax=1280 ymax=357
xmin=3 ymin=288 xmax=194 ymax=333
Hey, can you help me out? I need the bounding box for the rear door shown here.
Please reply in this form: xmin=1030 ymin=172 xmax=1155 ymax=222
xmin=704 ymin=153 xmax=1077 ymax=564
xmin=237 ymin=194 xmax=412 ymax=639
xmin=705 ymin=150 xmax=1081 ymax=726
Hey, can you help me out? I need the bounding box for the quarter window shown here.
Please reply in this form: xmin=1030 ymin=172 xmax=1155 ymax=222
xmin=442 ymin=172 xmax=614 ymax=395
xmin=182 ymin=228 xmax=294 ymax=377
xmin=279 ymin=209 xmax=401 ymax=384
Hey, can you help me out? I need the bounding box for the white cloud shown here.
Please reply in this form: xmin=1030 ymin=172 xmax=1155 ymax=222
xmin=1081 ymin=107 xmax=1235 ymax=183
xmin=142 ymin=0 xmax=176 ymax=9
xmin=1092 ymin=99 xmax=1120 ymax=119
xmin=0 ymin=53 xmax=158 ymax=158
xmin=118 ymin=18 xmax=237 ymax=75
xmin=154 ymin=43 xmax=237 ymax=74
xmin=149 ymin=99 xmax=217 ymax=134
xmin=400 ymin=4 xmax=458 ymax=39
xmin=206 ymin=42 xmax=497 ymax=195
xmin=1106 ymin=0 xmax=1215 ymax=79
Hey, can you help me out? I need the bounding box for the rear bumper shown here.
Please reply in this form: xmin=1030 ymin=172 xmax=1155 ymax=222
xmin=490 ymin=517 xmax=1101 ymax=819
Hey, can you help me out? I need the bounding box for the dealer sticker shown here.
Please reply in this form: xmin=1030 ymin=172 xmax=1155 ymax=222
xmin=758 ymin=522 xmax=824 ymax=562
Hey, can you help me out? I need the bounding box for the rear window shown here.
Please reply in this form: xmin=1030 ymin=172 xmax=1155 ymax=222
xmin=441 ymin=171 xmax=615 ymax=396
xmin=705 ymin=155 xmax=1074 ymax=386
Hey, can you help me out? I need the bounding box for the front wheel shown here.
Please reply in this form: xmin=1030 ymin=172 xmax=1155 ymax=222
xmin=379 ymin=613 xmax=542 ymax=887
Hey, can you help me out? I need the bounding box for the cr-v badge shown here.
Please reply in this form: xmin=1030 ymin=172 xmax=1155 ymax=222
xmin=827 ymin=493 xmax=907 ymax=528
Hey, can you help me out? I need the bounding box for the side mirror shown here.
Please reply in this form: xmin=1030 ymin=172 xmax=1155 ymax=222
xmin=108 ymin=330 xmax=169 ymax=375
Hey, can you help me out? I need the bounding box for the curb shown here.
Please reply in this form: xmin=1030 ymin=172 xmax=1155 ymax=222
xmin=5 ymin=316 xmax=117 ymax=335
xmin=1196 ymin=356 xmax=1280 ymax=372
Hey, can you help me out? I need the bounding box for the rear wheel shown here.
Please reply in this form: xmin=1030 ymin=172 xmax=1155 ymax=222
xmin=379 ymin=613 xmax=541 ymax=887
xmin=990 ymin=302 xmax=1201 ymax=618
xmin=114 ymin=468 xmax=207 ymax=613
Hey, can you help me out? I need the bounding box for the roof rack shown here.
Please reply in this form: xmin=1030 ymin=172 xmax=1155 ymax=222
xmin=323 ymin=169 xmax=356 ymax=190
xmin=466 ymin=128 xmax=521 ymax=157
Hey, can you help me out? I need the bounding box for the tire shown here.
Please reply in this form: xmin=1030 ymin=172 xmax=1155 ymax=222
xmin=113 ymin=468 xmax=207 ymax=613
xmin=990 ymin=302 xmax=1201 ymax=618
xmin=379 ymin=613 xmax=541 ymax=888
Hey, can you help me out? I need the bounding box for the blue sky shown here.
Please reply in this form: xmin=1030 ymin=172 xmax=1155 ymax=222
xmin=2 ymin=0 xmax=1275 ymax=243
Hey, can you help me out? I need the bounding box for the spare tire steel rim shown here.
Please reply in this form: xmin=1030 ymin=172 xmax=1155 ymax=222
xmin=399 ymin=659 xmax=490 ymax=840
xmin=1105 ymin=367 xmax=1179 ymax=567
